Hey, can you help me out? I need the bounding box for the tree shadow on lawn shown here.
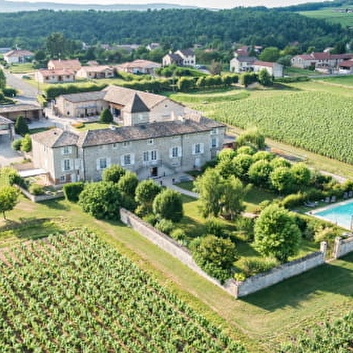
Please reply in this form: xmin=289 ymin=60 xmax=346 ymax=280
xmin=241 ymin=253 xmax=353 ymax=311
xmin=42 ymin=199 xmax=71 ymax=211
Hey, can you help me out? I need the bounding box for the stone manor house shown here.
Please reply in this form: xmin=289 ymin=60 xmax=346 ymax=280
xmin=32 ymin=86 xmax=225 ymax=184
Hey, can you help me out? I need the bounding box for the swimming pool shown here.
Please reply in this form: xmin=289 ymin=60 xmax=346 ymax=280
xmin=312 ymin=200 xmax=353 ymax=230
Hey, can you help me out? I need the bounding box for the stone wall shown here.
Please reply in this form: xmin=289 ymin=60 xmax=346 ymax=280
xmin=120 ymin=208 xmax=331 ymax=298
xmin=333 ymin=236 xmax=353 ymax=259
xmin=236 ymin=242 xmax=327 ymax=298
xmin=119 ymin=208 xmax=236 ymax=292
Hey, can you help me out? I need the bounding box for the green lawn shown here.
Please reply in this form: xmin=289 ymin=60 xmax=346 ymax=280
xmin=8 ymin=63 xmax=35 ymax=74
xmin=72 ymin=121 xmax=119 ymax=131
xmin=1 ymin=196 xmax=353 ymax=352
xmin=283 ymin=67 xmax=317 ymax=76
xmin=299 ymin=8 xmax=353 ymax=26
xmin=314 ymin=74 xmax=353 ymax=87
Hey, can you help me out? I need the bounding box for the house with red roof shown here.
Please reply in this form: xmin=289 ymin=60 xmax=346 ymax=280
xmin=253 ymin=61 xmax=283 ymax=78
xmin=35 ymin=69 xmax=75 ymax=84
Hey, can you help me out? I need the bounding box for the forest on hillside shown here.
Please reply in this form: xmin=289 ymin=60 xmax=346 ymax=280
xmin=0 ymin=7 xmax=347 ymax=51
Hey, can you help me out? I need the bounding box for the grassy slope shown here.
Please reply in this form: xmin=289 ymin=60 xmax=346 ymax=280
xmin=299 ymin=8 xmax=353 ymax=26
xmin=2 ymin=197 xmax=353 ymax=352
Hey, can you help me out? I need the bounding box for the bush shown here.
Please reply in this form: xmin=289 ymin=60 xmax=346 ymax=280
xmin=20 ymin=134 xmax=32 ymax=152
xmin=155 ymin=219 xmax=175 ymax=235
xmin=281 ymin=192 xmax=306 ymax=209
xmin=2 ymin=87 xmax=16 ymax=97
xmin=314 ymin=226 xmax=340 ymax=244
xmin=29 ymin=183 xmax=45 ymax=195
xmin=205 ymin=217 xmax=226 ymax=238
xmin=170 ymin=228 xmax=187 ymax=241
xmin=235 ymin=216 xmax=255 ymax=242
xmin=11 ymin=139 xmax=22 ymax=151
xmin=15 ymin=116 xmax=29 ymax=136
xmin=142 ymin=213 xmax=157 ymax=226
xmin=63 ymin=182 xmax=85 ymax=202
xmin=237 ymin=257 xmax=279 ymax=278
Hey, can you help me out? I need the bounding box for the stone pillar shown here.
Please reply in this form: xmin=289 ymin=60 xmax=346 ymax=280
xmin=333 ymin=237 xmax=342 ymax=259
xmin=320 ymin=241 xmax=328 ymax=258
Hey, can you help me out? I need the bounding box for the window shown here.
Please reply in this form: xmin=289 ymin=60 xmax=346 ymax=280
xmin=99 ymin=158 xmax=107 ymax=170
xmin=147 ymin=139 xmax=154 ymax=145
xmin=63 ymin=159 xmax=71 ymax=171
xmin=210 ymin=128 xmax=218 ymax=135
xmin=60 ymin=175 xmax=66 ymax=182
xmin=151 ymin=150 xmax=157 ymax=161
xmin=172 ymin=147 xmax=178 ymax=158
xmin=62 ymin=146 xmax=72 ymax=155
xmin=195 ymin=143 xmax=201 ymax=154
xmin=143 ymin=151 xmax=149 ymax=162
xmin=123 ymin=141 xmax=130 ymax=147
xmin=124 ymin=154 xmax=131 ymax=165
xmin=113 ymin=143 xmax=118 ymax=149
xmin=211 ymin=138 xmax=218 ymax=148
xmin=193 ymin=143 xmax=204 ymax=155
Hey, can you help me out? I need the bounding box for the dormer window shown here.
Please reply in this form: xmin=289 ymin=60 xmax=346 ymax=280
xmin=147 ymin=139 xmax=154 ymax=145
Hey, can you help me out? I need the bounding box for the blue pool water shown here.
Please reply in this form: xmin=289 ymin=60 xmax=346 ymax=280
xmin=314 ymin=201 xmax=353 ymax=230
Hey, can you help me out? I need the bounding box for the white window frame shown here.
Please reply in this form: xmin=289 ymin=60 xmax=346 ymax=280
xmin=62 ymin=146 xmax=72 ymax=155
xmin=63 ymin=159 xmax=71 ymax=171
xmin=123 ymin=141 xmax=130 ymax=148
xmin=151 ymin=150 xmax=157 ymax=161
xmin=147 ymin=139 xmax=154 ymax=145
xmin=99 ymin=158 xmax=107 ymax=170
xmin=171 ymin=147 xmax=178 ymax=158
xmin=143 ymin=151 xmax=149 ymax=162
xmin=211 ymin=137 xmax=218 ymax=148
xmin=193 ymin=143 xmax=204 ymax=155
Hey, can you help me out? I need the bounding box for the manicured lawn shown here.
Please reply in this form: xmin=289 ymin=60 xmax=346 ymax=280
xmin=8 ymin=63 xmax=35 ymax=74
xmin=1 ymin=197 xmax=353 ymax=352
xmin=314 ymin=74 xmax=353 ymax=87
xmin=72 ymin=121 xmax=119 ymax=131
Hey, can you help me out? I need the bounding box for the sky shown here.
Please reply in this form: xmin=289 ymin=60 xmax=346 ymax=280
xmin=8 ymin=0 xmax=333 ymax=8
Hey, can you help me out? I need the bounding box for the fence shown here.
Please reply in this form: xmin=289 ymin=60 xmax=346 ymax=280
xmin=333 ymin=236 xmax=353 ymax=259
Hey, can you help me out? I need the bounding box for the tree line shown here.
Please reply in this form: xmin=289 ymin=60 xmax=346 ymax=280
xmin=0 ymin=8 xmax=347 ymax=52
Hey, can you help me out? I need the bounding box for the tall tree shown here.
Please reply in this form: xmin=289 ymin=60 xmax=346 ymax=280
xmin=46 ymin=32 xmax=66 ymax=58
xmin=152 ymin=188 xmax=183 ymax=223
xmin=254 ymin=204 xmax=301 ymax=262
xmin=0 ymin=68 xmax=6 ymax=90
xmin=14 ymin=116 xmax=29 ymax=136
xmin=102 ymin=164 xmax=126 ymax=183
xmin=0 ymin=186 xmax=19 ymax=219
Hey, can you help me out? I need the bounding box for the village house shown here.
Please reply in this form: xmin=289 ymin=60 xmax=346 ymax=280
xmin=75 ymin=66 xmax=114 ymax=79
xmin=339 ymin=60 xmax=353 ymax=73
xmin=253 ymin=61 xmax=283 ymax=78
xmin=291 ymin=52 xmax=353 ymax=71
xmin=0 ymin=104 xmax=43 ymax=122
xmin=116 ymin=60 xmax=161 ymax=75
xmin=34 ymin=69 xmax=75 ymax=84
xmin=54 ymin=85 xmax=185 ymax=122
xmin=162 ymin=49 xmax=196 ymax=67
xmin=32 ymin=115 xmax=224 ymax=184
xmin=3 ymin=50 xmax=34 ymax=64
xmin=47 ymin=59 xmax=82 ymax=73
xmin=230 ymin=56 xmax=257 ymax=73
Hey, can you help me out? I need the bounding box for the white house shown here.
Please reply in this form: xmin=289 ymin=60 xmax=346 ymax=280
xmin=47 ymin=59 xmax=82 ymax=73
xmin=3 ymin=50 xmax=34 ymax=64
xmin=253 ymin=61 xmax=283 ymax=78
xmin=116 ymin=60 xmax=161 ymax=75
xmin=75 ymin=66 xmax=114 ymax=79
xmin=35 ymin=69 xmax=75 ymax=84
xmin=291 ymin=52 xmax=353 ymax=70
xmin=230 ymin=56 xmax=257 ymax=73
xmin=163 ymin=49 xmax=196 ymax=67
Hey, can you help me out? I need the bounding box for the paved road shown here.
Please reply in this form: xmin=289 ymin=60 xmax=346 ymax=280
xmin=4 ymin=71 xmax=39 ymax=105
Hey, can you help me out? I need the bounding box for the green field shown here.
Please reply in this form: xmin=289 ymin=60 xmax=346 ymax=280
xmin=0 ymin=230 xmax=244 ymax=352
xmin=314 ymin=75 xmax=353 ymax=86
xmin=170 ymin=81 xmax=353 ymax=165
xmin=299 ymin=8 xmax=353 ymax=27
xmin=1 ymin=197 xmax=353 ymax=352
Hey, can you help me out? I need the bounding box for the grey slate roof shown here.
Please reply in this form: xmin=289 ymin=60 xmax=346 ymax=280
xmin=123 ymin=93 xmax=150 ymax=113
xmin=78 ymin=115 xmax=224 ymax=147
xmin=59 ymin=91 xmax=106 ymax=103
xmin=234 ymin=56 xmax=257 ymax=63
xmin=31 ymin=128 xmax=79 ymax=148
xmin=0 ymin=104 xmax=42 ymax=114
xmin=166 ymin=53 xmax=183 ymax=62
xmin=0 ymin=115 xmax=14 ymax=124
xmin=177 ymin=49 xmax=195 ymax=56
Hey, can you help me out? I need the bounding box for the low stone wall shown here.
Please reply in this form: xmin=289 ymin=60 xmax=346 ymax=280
xmin=120 ymin=208 xmax=236 ymax=293
xmin=18 ymin=186 xmax=64 ymax=203
xmin=120 ymin=208 xmax=330 ymax=298
xmin=236 ymin=242 xmax=327 ymax=298
xmin=333 ymin=236 xmax=353 ymax=259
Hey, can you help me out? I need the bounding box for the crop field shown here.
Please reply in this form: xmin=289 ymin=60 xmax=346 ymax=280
xmin=315 ymin=75 xmax=353 ymax=87
xmin=0 ymin=230 xmax=245 ymax=353
xmin=299 ymin=8 xmax=353 ymax=26
xmin=184 ymin=82 xmax=353 ymax=164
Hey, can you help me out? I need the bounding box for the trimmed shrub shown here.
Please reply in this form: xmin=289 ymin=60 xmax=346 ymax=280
xmin=155 ymin=219 xmax=175 ymax=235
xmin=20 ymin=134 xmax=32 ymax=152
xmin=205 ymin=217 xmax=226 ymax=238
xmin=170 ymin=228 xmax=187 ymax=241
xmin=237 ymin=257 xmax=279 ymax=278
xmin=63 ymin=182 xmax=85 ymax=202
xmin=142 ymin=213 xmax=157 ymax=226
xmin=29 ymin=183 xmax=45 ymax=195
xmin=11 ymin=139 xmax=22 ymax=151
xmin=281 ymin=192 xmax=306 ymax=209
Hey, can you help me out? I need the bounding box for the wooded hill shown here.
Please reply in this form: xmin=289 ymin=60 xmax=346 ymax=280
xmin=0 ymin=7 xmax=347 ymax=51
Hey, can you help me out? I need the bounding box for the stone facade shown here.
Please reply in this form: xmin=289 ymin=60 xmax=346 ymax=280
xmin=32 ymin=115 xmax=225 ymax=184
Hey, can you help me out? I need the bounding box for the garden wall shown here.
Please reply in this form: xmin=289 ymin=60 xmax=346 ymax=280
xmin=236 ymin=242 xmax=327 ymax=298
xmin=120 ymin=208 xmax=330 ymax=298
xmin=18 ymin=186 xmax=64 ymax=203
xmin=333 ymin=236 xmax=353 ymax=259
xmin=119 ymin=208 xmax=236 ymax=294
